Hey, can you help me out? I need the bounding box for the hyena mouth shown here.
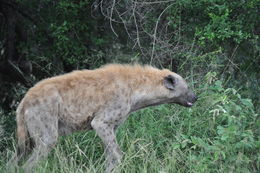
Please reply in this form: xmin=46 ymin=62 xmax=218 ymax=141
xmin=186 ymin=102 xmax=193 ymax=107
xmin=175 ymin=101 xmax=194 ymax=107
xmin=185 ymin=92 xmax=198 ymax=107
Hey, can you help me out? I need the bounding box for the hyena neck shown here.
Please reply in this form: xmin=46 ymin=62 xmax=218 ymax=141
xmin=130 ymin=88 xmax=169 ymax=112
xmin=128 ymin=69 xmax=171 ymax=113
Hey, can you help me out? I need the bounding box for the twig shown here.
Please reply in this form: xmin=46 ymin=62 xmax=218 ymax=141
xmin=150 ymin=3 xmax=175 ymax=64
xmin=132 ymin=1 xmax=145 ymax=55
xmin=134 ymin=0 xmax=176 ymax=5
xmin=109 ymin=0 xmax=118 ymax=37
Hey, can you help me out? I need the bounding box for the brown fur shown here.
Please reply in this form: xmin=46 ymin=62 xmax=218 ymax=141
xmin=15 ymin=64 xmax=197 ymax=173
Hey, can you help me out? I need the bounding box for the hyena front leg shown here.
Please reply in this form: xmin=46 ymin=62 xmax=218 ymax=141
xmin=91 ymin=116 xmax=123 ymax=173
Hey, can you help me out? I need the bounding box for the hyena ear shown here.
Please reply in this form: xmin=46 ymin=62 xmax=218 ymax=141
xmin=163 ymin=75 xmax=176 ymax=90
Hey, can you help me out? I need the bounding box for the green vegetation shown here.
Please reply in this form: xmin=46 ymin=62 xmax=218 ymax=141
xmin=0 ymin=0 xmax=259 ymax=172
xmin=0 ymin=78 xmax=259 ymax=172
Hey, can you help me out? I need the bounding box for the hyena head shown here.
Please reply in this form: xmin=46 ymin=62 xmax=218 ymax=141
xmin=162 ymin=73 xmax=198 ymax=107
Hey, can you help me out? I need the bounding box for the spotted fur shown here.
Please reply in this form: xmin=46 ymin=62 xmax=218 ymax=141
xmin=15 ymin=64 xmax=197 ymax=172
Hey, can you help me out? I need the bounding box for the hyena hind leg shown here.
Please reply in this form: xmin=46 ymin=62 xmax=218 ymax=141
xmin=22 ymin=111 xmax=58 ymax=172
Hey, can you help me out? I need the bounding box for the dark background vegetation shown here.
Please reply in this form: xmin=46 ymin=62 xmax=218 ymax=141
xmin=0 ymin=0 xmax=259 ymax=172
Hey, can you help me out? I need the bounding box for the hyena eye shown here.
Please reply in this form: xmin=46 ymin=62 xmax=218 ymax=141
xmin=163 ymin=75 xmax=176 ymax=90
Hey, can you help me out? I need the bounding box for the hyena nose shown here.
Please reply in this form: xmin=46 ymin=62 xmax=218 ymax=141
xmin=194 ymin=95 xmax=198 ymax=102
xmin=190 ymin=92 xmax=198 ymax=102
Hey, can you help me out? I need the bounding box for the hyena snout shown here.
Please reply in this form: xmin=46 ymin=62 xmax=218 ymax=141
xmin=185 ymin=91 xmax=198 ymax=107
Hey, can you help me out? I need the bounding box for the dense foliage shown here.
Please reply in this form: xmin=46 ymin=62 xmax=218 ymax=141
xmin=0 ymin=0 xmax=259 ymax=172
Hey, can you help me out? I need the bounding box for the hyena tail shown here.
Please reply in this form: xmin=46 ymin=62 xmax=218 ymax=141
xmin=16 ymin=100 xmax=33 ymax=160
xmin=7 ymin=100 xmax=32 ymax=166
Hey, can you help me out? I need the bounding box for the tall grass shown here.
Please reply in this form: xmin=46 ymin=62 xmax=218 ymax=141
xmin=0 ymin=77 xmax=259 ymax=173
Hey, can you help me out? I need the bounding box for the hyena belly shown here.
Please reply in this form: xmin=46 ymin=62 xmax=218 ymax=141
xmin=57 ymin=103 xmax=96 ymax=136
xmin=57 ymin=116 xmax=95 ymax=136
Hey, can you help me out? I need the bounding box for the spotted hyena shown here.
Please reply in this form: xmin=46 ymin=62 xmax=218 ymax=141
xmin=15 ymin=64 xmax=197 ymax=172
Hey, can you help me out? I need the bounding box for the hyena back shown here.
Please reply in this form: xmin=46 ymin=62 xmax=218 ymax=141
xmin=15 ymin=64 xmax=197 ymax=173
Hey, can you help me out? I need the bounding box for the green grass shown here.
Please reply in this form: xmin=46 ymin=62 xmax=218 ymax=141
xmin=0 ymin=80 xmax=259 ymax=173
